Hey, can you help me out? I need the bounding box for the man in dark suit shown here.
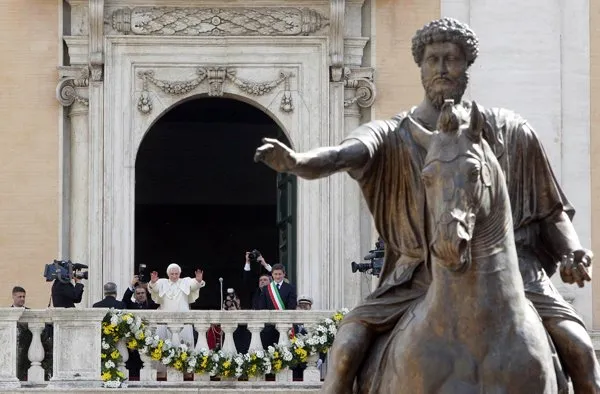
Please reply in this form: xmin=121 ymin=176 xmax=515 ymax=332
xmin=258 ymin=264 xmax=297 ymax=348
xmin=93 ymin=282 xmax=127 ymax=309
xmin=51 ymin=276 xmax=84 ymax=308
xmin=121 ymin=275 xmax=159 ymax=310
xmin=119 ymin=275 xmax=157 ymax=380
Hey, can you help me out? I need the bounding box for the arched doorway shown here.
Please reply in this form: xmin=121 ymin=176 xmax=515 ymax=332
xmin=134 ymin=97 xmax=296 ymax=309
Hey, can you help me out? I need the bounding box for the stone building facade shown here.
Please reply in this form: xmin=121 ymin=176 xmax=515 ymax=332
xmin=1 ymin=0 xmax=600 ymax=329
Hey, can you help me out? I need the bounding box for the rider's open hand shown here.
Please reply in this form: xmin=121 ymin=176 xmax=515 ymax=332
xmin=254 ymin=138 xmax=297 ymax=173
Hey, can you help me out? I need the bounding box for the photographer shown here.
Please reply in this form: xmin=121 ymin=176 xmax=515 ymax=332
xmin=51 ymin=274 xmax=84 ymax=308
xmin=122 ymin=275 xmax=159 ymax=310
xmin=242 ymin=250 xmax=272 ymax=310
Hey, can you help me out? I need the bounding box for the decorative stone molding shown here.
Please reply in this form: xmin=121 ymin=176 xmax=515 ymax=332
xmin=343 ymin=66 xmax=376 ymax=108
xmin=329 ymin=0 xmax=345 ymax=82
xmin=56 ymin=66 xmax=90 ymax=107
xmin=136 ymin=67 xmax=295 ymax=114
xmin=111 ymin=7 xmax=328 ymax=36
xmin=89 ymin=0 xmax=104 ymax=81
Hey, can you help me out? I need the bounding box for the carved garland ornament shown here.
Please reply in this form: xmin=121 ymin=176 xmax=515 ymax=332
xmin=112 ymin=7 xmax=328 ymax=36
xmin=137 ymin=68 xmax=295 ymax=114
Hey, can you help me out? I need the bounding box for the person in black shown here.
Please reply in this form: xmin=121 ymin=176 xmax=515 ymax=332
xmin=120 ymin=275 xmax=158 ymax=380
xmin=258 ymin=264 xmax=297 ymax=348
xmin=51 ymin=275 xmax=84 ymax=308
xmin=121 ymin=275 xmax=159 ymax=310
xmin=242 ymin=251 xmax=272 ymax=310
xmin=92 ymin=282 xmax=127 ymax=309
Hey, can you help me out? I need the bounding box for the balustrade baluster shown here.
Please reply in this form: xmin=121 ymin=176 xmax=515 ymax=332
xmin=220 ymin=323 xmax=237 ymax=354
xmin=275 ymin=323 xmax=293 ymax=383
xmin=193 ymin=322 xmax=210 ymax=382
xmin=26 ymin=322 xmax=46 ymax=383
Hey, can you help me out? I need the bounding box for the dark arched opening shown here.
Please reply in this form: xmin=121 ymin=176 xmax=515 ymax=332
xmin=135 ymin=97 xmax=296 ymax=309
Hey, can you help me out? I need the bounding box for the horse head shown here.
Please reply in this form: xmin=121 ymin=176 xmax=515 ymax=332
xmin=422 ymin=99 xmax=496 ymax=272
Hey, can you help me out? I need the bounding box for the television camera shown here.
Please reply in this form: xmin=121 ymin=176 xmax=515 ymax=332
xmin=351 ymin=239 xmax=385 ymax=277
xmin=43 ymin=260 xmax=88 ymax=283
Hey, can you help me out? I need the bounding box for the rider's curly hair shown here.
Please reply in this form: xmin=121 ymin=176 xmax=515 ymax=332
xmin=411 ymin=18 xmax=479 ymax=67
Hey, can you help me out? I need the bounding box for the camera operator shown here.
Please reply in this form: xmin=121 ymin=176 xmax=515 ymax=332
xmin=51 ymin=273 xmax=84 ymax=308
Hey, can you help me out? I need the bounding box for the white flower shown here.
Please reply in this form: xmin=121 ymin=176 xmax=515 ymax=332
xmin=235 ymin=367 xmax=243 ymax=377
xmin=110 ymin=315 xmax=119 ymax=326
xmin=188 ymin=357 xmax=196 ymax=367
xmin=125 ymin=315 xmax=133 ymax=324
xmin=212 ymin=354 xmax=220 ymax=362
xmin=234 ymin=356 xmax=244 ymax=366
xmin=162 ymin=357 xmax=171 ymax=365
xmin=319 ymin=336 xmax=326 ymax=345
xmin=180 ymin=344 xmax=188 ymax=352
xmin=341 ymin=308 xmax=349 ymax=314
xmin=329 ymin=326 xmax=337 ymax=335
xmin=267 ymin=346 xmax=275 ymax=355
xmin=102 ymin=342 xmax=110 ymax=350
xmin=139 ymin=347 xmax=147 ymax=355
xmin=295 ymin=339 xmax=305 ymax=348
xmin=256 ymin=350 xmax=265 ymax=359
xmin=105 ymin=360 xmax=116 ymax=369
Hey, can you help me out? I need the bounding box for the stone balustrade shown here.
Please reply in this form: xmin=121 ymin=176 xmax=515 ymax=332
xmin=1 ymin=308 xmax=333 ymax=390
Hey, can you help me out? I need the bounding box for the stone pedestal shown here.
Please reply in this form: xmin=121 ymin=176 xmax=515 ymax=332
xmin=47 ymin=308 xmax=106 ymax=388
xmin=0 ymin=308 xmax=24 ymax=389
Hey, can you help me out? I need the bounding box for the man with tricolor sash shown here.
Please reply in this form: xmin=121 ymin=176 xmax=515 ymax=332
xmin=258 ymin=263 xmax=297 ymax=347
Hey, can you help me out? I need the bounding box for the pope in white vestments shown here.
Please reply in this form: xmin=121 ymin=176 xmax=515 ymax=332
xmin=148 ymin=263 xmax=205 ymax=347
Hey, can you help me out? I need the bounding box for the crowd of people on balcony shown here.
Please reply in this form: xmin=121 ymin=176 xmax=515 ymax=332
xmin=11 ymin=251 xmax=318 ymax=381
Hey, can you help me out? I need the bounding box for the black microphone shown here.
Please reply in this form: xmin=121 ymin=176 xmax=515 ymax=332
xmin=219 ymin=277 xmax=224 ymax=310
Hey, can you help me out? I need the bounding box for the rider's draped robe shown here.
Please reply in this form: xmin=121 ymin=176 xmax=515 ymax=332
xmin=342 ymin=102 xmax=582 ymax=375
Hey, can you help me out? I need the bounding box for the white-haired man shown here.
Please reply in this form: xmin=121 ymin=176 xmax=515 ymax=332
xmin=148 ymin=263 xmax=205 ymax=346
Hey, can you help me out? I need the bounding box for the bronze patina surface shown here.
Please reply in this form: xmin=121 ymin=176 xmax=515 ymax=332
xmin=255 ymin=17 xmax=600 ymax=394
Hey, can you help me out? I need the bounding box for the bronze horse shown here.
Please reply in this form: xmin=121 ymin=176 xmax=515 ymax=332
xmin=358 ymin=101 xmax=557 ymax=393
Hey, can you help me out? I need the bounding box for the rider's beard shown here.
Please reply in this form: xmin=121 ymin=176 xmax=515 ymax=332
xmin=422 ymin=72 xmax=469 ymax=110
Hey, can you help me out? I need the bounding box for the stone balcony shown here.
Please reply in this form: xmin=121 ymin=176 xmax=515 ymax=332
xmin=0 ymin=308 xmax=335 ymax=393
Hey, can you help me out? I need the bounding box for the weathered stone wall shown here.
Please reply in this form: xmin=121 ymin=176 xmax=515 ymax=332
xmin=591 ymin=0 xmax=600 ymax=329
xmin=0 ymin=1 xmax=59 ymax=308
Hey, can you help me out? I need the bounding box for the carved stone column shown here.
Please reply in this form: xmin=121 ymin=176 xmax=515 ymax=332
xmin=56 ymin=66 xmax=92 ymax=307
xmin=343 ymin=66 xmax=376 ymax=306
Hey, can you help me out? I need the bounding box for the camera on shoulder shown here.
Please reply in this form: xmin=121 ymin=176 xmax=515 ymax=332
xmin=43 ymin=260 xmax=89 ymax=283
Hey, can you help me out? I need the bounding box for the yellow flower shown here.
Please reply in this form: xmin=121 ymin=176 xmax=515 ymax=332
xmin=101 ymin=371 xmax=112 ymax=381
xmin=151 ymin=348 xmax=162 ymax=360
xmin=295 ymin=348 xmax=308 ymax=361
xmin=117 ymin=370 xmax=124 ymax=378
xmin=110 ymin=350 xmax=120 ymax=359
xmin=273 ymin=360 xmax=282 ymax=372
xmin=249 ymin=365 xmax=257 ymax=375
xmin=334 ymin=313 xmax=343 ymax=322
xmin=250 ymin=354 xmax=257 ymax=361
xmin=173 ymin=360 xmax=183 ymax=370
xmin=273 ymin=351 xmax=279 ymax=359
xmin=180 ymin=352 xmax=188 ymax=361
xmin=222 ymin=370 xmax=230 ymax=377
xmin=200 ymin=356 xmax=208 ymax=368
xmin=157 ymin=340 xmax=164 ymax=349
xmin=138 ymin=331 xmax=145 ymax=340
xmin=109 ymin=322 xmax=117 ymax=328
xmin=223 ymin=360 xmax=231 ymax=369
xmin=101 ymin=353 xmax=107 ymax=359
xmin=103 ymin=326 xmax=113 ymax=335
xmin=127 ymin=339 xmax=137 ymax=349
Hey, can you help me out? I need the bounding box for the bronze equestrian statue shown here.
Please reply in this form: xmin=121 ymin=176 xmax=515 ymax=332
xmin=255 ymin=18 xmax=599 ymax=393
xmin=357 ymin=99 xmax=557 ymax=393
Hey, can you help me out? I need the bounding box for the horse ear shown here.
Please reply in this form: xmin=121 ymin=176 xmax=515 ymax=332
xmin=467 ymin=101 xmax=484 ymax=142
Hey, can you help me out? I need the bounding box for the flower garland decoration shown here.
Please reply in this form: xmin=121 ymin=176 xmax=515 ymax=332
xmin=100 ymin=308 xmax=348 ymax=386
